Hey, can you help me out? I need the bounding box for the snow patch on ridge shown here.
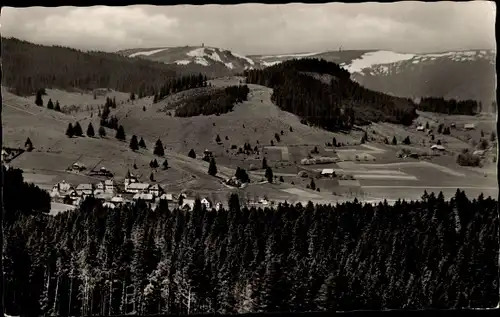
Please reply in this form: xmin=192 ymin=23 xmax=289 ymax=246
xmin=175 ymin=60 xmax=191 ymax=65
xmin=261 ymin=52 xmax=322 ymax=59
xmin=343 ymin=51 xmax=416 ymax=74
xmin=129 ymin=48 xmax=168 ymax=58
xmin=231 ymin=52 xmax=255 ymax=65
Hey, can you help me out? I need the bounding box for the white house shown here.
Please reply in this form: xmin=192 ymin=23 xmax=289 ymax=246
xmin=259 ymin=198 xmax=270 ymax=206
xmin=104 ymin=180 xmax=115 ymax=193
xmin=51 ymin=181 xmax=73 ymax=197
xmin=148 ymin=184 xmax=163 ymax=197
xmin=76 ymin=184 xmax=94 ymax=196
xmin=111 ymin=194 xmax=125 ymax=204
xmin=215 ymin=202 xmax=224 ymax=211
xmin=464 ymin=123 xmax=475 ymax=130
xmin=2 ymin=149 xmax=8 ymax=161
xmin=416 ymin=125 xmax=425 ymax=131
xmin=126 ymin=182 xmax=150 ymax=194
xmin=201 ymin=198 xmax=212 ymax=210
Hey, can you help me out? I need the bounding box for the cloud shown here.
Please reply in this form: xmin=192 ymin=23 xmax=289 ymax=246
xmin=0 ymin=2 xmax=496 ymax=54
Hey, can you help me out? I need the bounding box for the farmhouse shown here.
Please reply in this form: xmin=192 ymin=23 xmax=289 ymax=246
xmin=464 ymin=123 xmax=475 ymax=130
xmin=76 ymin=184 xmax=94 ymax=196
xmin=182 ymin=199 xmax=196 ymax=211
xmin=52 ymin=180 xmax=72 ymax=196
xmin=126 ymin=182 xmax=150 ymax=194
xmin=215 ymin=202 xmax=224 ymax=211
xmin=104 ymin=180 xmax=115 ymax=193
xmin=111 ymin=194 xmax=125 ymax=205
xmin=71 ymin=163 xmax=86 ymax=171
xmin=431 ymin=144 xmax=446 ymax=151
xmin=416 ymin=125 xmax=425 ymax=131
xmin=148 ymin=184 xmax=163 ymax=197
xmin=103 ymin=202 xmax=116 ymax=209
xmin=159 ymin=193 xmax=173 ymax=201
xmin=201 ymin=197 xmax=212 ymax=209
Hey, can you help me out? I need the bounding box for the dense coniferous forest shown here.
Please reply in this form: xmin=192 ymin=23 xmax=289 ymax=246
xmin=3 ymin=167 xmax=498 ymax=316
xmin=244 ymin=59 xmax=418 ymax=131
xmin=417 ymin=97 xmax=480 ymax=115
xmin=1 ymin=37 xmax=177 ymax=96
xmin=155 ymin=73 xmax=209 ymax=101
xmin=175 ymin=85 xmax=250 ymax=117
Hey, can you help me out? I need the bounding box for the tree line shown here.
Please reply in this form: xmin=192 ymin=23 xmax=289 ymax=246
xmin=154 ymin=73 xmax=209 ymax=102
xmin=244 ymin=58 xmax=417 ymax=132
xmin=2 ymin=166 xmax=498 ymax=316
xmin=2 ymin=37 xmax=176 ymax=96
xmin=175 ymin=85 xmax=250 ymax=117
xmin=417 ymin=97 xmax=480 ymax=115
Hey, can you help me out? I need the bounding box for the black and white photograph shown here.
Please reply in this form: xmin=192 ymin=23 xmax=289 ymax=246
xmin=0 ymin=1 xmax=498 ymax=316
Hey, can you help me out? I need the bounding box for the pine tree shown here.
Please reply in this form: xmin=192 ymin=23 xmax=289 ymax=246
xmin=188 ymin=149 xmax=196 ymax=159
xmin=425 ymin=122 xmax=430 ymax=129
xmin=54 ymin=101 xmax=61 ymax=112
xmin=262 ymin=157 xmax=268 ymax=169
xmin=24 ymin=137 xmax=33 ymax=152
xmin=47 ymin=99 xmax=54 ymax=110
xmin=73 ymin=122 xmax=83 ymax=136
xmin=208 ymin=157 xmax=218 ymax=176
xmin=153 ymin=94 xmax=158 ymax=103
xmin=490 ymin=132 xmax=496 ymax=142
xmin=265 ymin=166 xmax=273 ymax=183
xmin=162 ymin=159 xmax=168 ymax=170
xmin=35 ymin=90 xmax=44 ymax=107
xmin=310 ymin=178 xmax=316 ymax=190
xmin=98 ymin=126 xmax=106 ymax=138
xmin=130 ymin=92 xmax=136 ymax=101
xmin=392 ymin=136 xmax=397 ymax=145
xmin=216 ymin=134 xmax=221 ymax=143
xmin=86 ymin=123 xmax=95 ymax=137
xmin=130 ymin=135 xmax=139 ymax=151
xmin=332 ymin=137 xmax=337 ymax=147
xmin=153 ymin=139 xmax=164 ymax=156
xmin=66 ymin=123 xmax=74 ymax=137
xmin=116 ymin=125 xmax=126 ymax=141
xmin=150 ymin=172 xmax=155 ymax=182
xmin=139 ymin=137 xmax=146 ymax=148
xmin=403 ymin=136 xmax=411 ymax=145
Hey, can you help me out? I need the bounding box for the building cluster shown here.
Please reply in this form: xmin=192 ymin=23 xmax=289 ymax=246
xmin=50 ymin=171 xmax=223 ymax=211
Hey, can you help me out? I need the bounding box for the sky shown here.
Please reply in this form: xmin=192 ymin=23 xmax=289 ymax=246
xmin=1 ymin=2 xmax=496 ymax=55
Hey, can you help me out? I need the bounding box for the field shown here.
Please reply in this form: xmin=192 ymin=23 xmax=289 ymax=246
xmin=2 ymin=79 xmax=497 ymax=210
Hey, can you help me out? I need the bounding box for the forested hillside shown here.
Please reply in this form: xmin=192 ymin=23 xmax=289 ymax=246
xmin=174 ymin=85 xmax=250 ymax=117
xmin=1 ymin=37 xmax=177 ymax=96
xmin=417 ymin=97 xmax=481 ymax=115
xmin=244 ymin=58 xmax=418 ymax=131
xmin=3 ymin=167 xmax=498 ymax=316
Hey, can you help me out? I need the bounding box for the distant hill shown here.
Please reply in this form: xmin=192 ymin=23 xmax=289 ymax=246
xmin=1 ymin=37 xmax=178 ymax=96
xmin=253 ymin=49 xmax=497 ymax=109
xmin=124 ymin=45 xmax=495 ymax=109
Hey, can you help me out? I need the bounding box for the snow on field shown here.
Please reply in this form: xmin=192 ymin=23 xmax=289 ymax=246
xmin=50 ymin=202 xmax=77 ymax=216
xmin=230 ymin=51 xmax=255 ymax=65
xmin=343 ymin=50 xmax=416 ymax=73
xmin=129 ymin=48 xmax=168 ymax=58
xmin=175 ymin=60 xmax=191 ymax=65
xmin=261 ymin=52 xmax=322 ymax=59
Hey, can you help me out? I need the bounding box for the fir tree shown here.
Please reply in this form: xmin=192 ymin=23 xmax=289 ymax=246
xmin=47 ymin=99 xmax=54 ymax=110
xmin=24 ymin=137 xmax=33 ymax=152
xmin=66 ymin=123 xmax=74 ymax=137
xmin=130 ymin=135 xmax=139 ymax=151
xmin=332 ymin=137 xmax=337 ymax=147
xmin=86 ymin=122 xmax=95 ymax=137
xmin=54 ymin=101 xmax=61 ymax=112
xmin=265 ymin=166 xmax=273 ymax=183
xmin=216 ymin=134 xmax=221 ymax=144
xmin=403 ymin=136 xmax=411 ymax=145
xmin=262 ymin=157 xmax=268 ymax=169
xmin=154 ymin=139 xmax=164 ymax=156
xmin=188 ymin=149 xmax=196 ymax=159
xmin=310 ymin=178 xmax=316 ymax=190
xmin=139 ymin=137 xmax=146 ymax=148
xmin=35 ymin=90 xmax=44 ymax=107
xmin=392 ymin=136 xmax=397 ymax=145
xmin=208 ymin=157 xmax=218 ymax=177
xmin=130 ymin=92 xmax=136 ymax=101
xmin=162 ymin=159 xmax=169 ymax=170
xmin=98 ymin=126 xmax=106 ymax=138
xmin=150 ymin=172 xmax=155 ymax=182
xmin=73 ymin=122 xmax=83 ymax=136
xmin=115 ymin=125 xmax=126 ymax=141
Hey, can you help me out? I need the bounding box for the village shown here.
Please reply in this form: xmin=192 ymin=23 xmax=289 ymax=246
xmin=49 ymin=169 xmax=226 ymax=212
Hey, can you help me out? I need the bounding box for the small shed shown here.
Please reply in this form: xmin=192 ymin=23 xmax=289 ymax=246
xmin=464 ymin=123 xmax=475 ymax=130
xmin=321 ymin=168 xmax=334 ymax=176
xmin=416 ymin=125 xmax=425 ymax=131
xmin=201 ymin=197 xmax=212 ymax=209
xmin=431 ymin=144 xmax=446 ymax=151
